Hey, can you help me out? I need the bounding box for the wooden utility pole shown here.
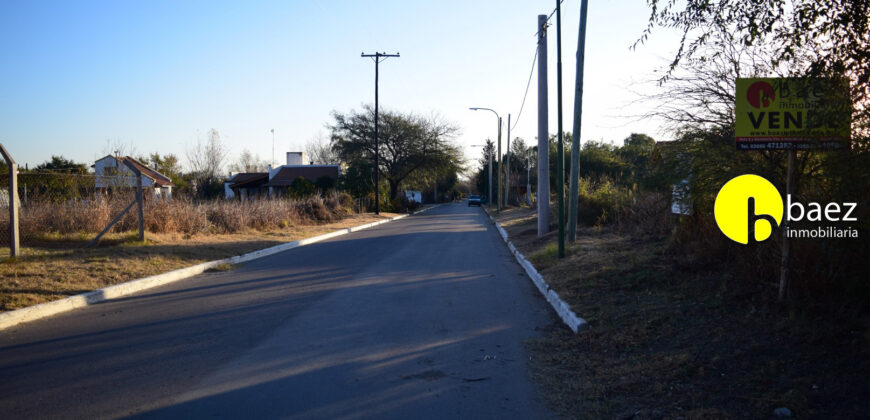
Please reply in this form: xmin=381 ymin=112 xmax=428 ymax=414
xmin=555 ymin=0 xmax=566 ymax=258
xmin=361 ymin=51 xmax=400 ymax=215
xmin=537 ymin=14 xmax=550 ymax=237
xmin=567 ymin=0 xmax=589 ymax=242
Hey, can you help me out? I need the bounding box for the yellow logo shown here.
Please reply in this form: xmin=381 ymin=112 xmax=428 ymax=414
xmin=714 ymin=175 xmax=783 ymax=244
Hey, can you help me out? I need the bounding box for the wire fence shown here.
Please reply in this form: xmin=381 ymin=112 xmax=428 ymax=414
xmin=0 ymin=172 xmax=141 ymax=250
xmin=0 ymin=171 xmax=377 ymax=257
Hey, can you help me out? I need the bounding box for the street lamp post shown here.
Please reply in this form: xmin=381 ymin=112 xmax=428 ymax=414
xmin=471 ymin=144 xmax=493 ymax=212
xmin=469 ymin=107 xmax=501 ymax=213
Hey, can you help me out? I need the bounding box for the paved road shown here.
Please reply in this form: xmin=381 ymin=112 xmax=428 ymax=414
xmin=0 ymin=204 xmax=555 ymax=419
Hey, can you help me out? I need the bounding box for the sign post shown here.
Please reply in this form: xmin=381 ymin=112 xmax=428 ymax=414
xmin=735 ymin=77 xmax=851 ymax=301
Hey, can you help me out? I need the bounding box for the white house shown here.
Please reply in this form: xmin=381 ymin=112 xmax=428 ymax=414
xmin=405 ymin=190 xmax=422 ymax=203
xmin=93 ymin=155 xmax=173 ymax=200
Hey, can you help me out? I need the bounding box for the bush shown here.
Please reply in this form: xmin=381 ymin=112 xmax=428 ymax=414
xmin=289 ymin=177 xmax=315 ymax=198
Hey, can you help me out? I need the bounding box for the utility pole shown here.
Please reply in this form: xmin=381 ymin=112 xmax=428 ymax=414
xmin=271 ymin=128 xmax=275 ymax=167
xmin=488 ymin=146 xmax=493 ymax=211
xmin=497 ymin=117 xmax=502 ymax=212
xmin=505 ymin=114 xmax=511 ymax=208
xmin=568 ymin=0 xmax=589 ymax=243
xmin=537 ymin=14 xmax=550 ymax=237
xmin=555 ymin=0 xmax=565 ymax=258
xmin=361 ymin=51 xmax=400 ymax=215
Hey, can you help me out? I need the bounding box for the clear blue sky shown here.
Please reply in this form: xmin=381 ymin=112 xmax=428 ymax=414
xmin=0 ymin=0 xmax=681 ymax=170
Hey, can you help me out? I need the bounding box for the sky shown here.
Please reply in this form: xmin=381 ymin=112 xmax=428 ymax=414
xmin=0 ymin=0 xmax=683 ymax=171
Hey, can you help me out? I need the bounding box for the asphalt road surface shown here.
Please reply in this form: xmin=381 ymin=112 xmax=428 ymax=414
xmin=0 ymin=204 xmax=556 ymax=419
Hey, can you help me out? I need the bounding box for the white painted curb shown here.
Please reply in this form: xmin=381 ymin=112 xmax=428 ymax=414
xmin=0 ymin=205 xmax=440 ymax=331
xmin=485 ymin=208 xmax=587 ymax=333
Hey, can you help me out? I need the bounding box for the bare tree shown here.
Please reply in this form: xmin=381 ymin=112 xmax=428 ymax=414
xmin=305 ymin=131 xmax=339 ymax=164
xmin=101 ymin=139 xmax=139 ymax=159
xmin=186 ymin=128 xmax=228 ymax=196
xmin=228 ymin=149 xmax=269 ymax=173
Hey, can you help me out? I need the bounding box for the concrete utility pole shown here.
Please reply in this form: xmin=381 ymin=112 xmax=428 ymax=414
xmin=505 ymin=114 xmax=511 ymax=208
xmin=536 ymin=14 xmax=550 ymax=237
xmin=567 ymin=0 xmax=589 ymax=242
xmin=497 ymin=117 xmax=502 ymax=212
xmin=555 ymin=0 xmax=566 ymax=258
xmin=361 ymin=51 xmax=400 ymax=215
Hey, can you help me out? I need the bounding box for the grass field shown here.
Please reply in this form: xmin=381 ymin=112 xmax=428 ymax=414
xmin=0 ymin=213 xmax=399 ymax=312
xmin=492 ymin=206 xmax=870 ymax=419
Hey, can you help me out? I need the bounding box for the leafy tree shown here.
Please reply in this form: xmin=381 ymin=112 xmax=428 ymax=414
xmin=329 ymin=105 xmax=463 ymax=201
xmin=289 ymin=176 xmax=315 ymax=198
xmin=314 ymin=175 xmax=336 ymax=192
xmin=35 ymin=156 xmax=88 ymax=174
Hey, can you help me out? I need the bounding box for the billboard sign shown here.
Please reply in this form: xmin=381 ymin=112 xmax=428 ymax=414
xmin=735 ymin=78 xmax=850 ymax=150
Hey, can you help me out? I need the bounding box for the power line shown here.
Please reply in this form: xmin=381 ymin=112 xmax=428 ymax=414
xmin=511 ymin=48 xmax=537 ymax=132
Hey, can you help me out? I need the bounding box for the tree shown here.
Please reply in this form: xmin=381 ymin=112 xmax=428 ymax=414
xmin=329 ymin=106 xmax=463 ymax=201
xmin=289 ymin=177 xmax=315 ymax=198
xmin=228 ymin=149 xmax=268 ymax=173
xmin=639 ymin=0 xmax=870 ymax=134
xmin=186 ymin=128 xmax=228 ymax=198
xmin=306 ymin=132 xmax=339 ymax=165
xmin=314 ymin=175 xmax=336 ymax=192
xmin=475 ymin=138 xmax=497 ymax=201
xmin=35 ymin=156 xmax=87 ymax=174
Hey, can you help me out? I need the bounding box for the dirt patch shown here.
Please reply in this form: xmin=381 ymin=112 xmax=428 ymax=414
xmin=492 ymin=206 xmax=870 ymax=419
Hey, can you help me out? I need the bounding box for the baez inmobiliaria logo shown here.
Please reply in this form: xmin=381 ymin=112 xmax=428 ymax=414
xmin=714 ymin=174 xmax=858 ymax=244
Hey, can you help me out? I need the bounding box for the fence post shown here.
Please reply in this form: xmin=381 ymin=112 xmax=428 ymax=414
xmin=0 ymin=144 xmax=19 ymax=257
xmin=121 ymin=160 xmax=145 ymax=242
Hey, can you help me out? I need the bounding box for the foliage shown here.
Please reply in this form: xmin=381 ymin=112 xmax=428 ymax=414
xmin=329 ymin=105 xmax=463 ymax=201
xmin=289 ymin=177 xmax=315 ymax=198
xmin=314 ymin=175 xmax=336 ymax=192
xmin=34 ymin=156 xmax=88 ymax=174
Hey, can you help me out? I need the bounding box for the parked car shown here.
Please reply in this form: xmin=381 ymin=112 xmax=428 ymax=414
xmin=468 ymin=194 xmax=482 ymax=207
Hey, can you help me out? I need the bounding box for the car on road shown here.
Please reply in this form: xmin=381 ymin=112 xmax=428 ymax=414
xmin=468 ymin=195 xmax=482 ymax=207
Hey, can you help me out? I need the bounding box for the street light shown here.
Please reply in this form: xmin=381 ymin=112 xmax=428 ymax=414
xmin=471 ymin=144 xmax=493 ymax=211
xmin=469 ymin=107 xmax=502 ymax=213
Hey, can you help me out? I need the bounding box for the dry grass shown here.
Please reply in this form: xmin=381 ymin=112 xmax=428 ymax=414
xmin=492 ymin=206 xmax=870 ymax=419
xmin=0 ymin=213 xmax=393 ymax=312
xmin=1 ymin=192 xmax=355 ymax=239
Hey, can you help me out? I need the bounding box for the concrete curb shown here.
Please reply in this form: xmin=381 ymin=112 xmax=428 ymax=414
xmin=484 ymin=208 xmax=587 ymax=333
xmin=0 ymin=205 xmax=439 ymax=331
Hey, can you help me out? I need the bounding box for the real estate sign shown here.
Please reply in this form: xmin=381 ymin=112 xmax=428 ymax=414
xmin=735 ymin=78 xmax=851 ymax=150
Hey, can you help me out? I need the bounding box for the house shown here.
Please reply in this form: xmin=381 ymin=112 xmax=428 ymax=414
xmin=224 ymin=172 xmax=269 ymax=200
xmin=404 ymin=190 xmax=422 ymax=203
xmin=224 ymin=152 xmax=340 ymax=199
xmin=93 ymin=155 xmax=173 ymax=199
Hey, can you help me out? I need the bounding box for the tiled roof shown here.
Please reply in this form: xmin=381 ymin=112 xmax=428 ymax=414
xmin=267 ymin=165 xmax=340 ymax=187
xmin=228 ymin=172 xmax=269 ymax=188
